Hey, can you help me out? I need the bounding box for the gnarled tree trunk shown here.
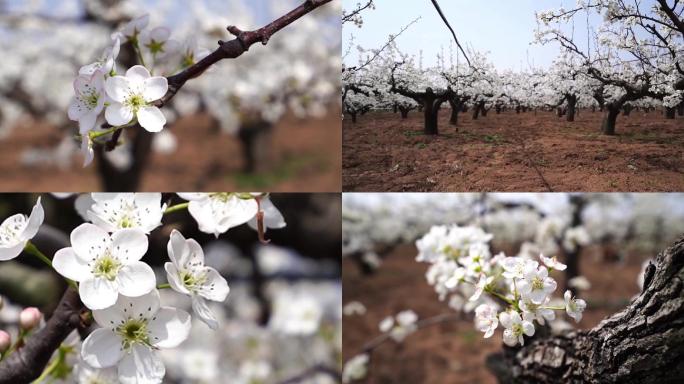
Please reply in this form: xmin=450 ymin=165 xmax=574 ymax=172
xmin=601 ymin=105 xmax=621 ymax=135
xmin=486 ymin=236 xmax=684 ymax=383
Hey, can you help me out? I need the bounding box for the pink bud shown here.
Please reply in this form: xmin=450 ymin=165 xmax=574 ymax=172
xmin=19 ymin=307 xmax=42 ymax=331
xmin=0 ymin=330 xmax=10 ymax=353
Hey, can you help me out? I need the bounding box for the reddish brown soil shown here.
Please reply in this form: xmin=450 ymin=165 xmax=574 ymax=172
xmin=343 ymin=243 xmax=647 ymax=384
xmin=343 ymin=110 xmax=684 ymax=192
xmin=0 ymin=108 xmax=341 ymax=192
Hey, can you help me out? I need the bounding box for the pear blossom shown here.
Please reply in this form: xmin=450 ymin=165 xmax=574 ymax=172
xmin=0 ymin=197 xmax=44 ymax=261
xmin=378 ymin=310 xmax=418 ymax=342
xmin=564 ymin=290 xmax=587 ymax=323
xmin=474 ymin=303 xmax=498 ymax=338
xmin=501 ymin=257 xmax=539 ymax=280
xmin=104 ymin=65 xmax=168 ymax=132
xmin=518 ymin=265 xmax=557 ymax=304
xmin=164 ymin=230 xmax=229 ymax=330
xmin=540 ymin=254 xmax=567 ymax=271
xmin=69 ymin=70 xmax=106 ymax=134
xmin=87 ymin=193 xmax=165 ymax=233
xmin=52 ymin=223 xmax=155 ymax=310
xmin=342 ymin=354 xmax=369 ymax=383
xmin=81 ymin=290 xmax=191 ymax=384
xmin=248 ymin=195 xmax=286 ymax=233
xmin=500 ymin=311 xmax=535 ymax=347
xmin=269 ymin=293 xmax=323 ymax=335
xmin=519 ymin=297 xmax=555 ymax=325
xmin=140 ymin=27 xmax=179 ymax=60
xmin=178 ymin=193 xmax=259 ymax=237
xmin=178 ymin=37 xmax=210 ymax=68
xmin=119 ymin=14 xmax=150 ymax=42
xmin=470 ymin=275 xmax=494 ymax=302
xmin=79 ymin=37 xmax=120 ymax=77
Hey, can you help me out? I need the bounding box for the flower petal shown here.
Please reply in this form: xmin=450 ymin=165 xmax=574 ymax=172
xmin=143 ymin=77 xmax=167 ymax=102
xmin=136 ymin=106 xmax=166 ymax=132
xmin=71 ymin=223 xmax=110 ymax=262
xmin=116 ymin=261 xmax=155 ymax=297
xmin=80 ymin=277 xmax=118 ymax=310
xmin=111 ymin=229 xmax=148 ymax=262
xmin=104 ymin=76 xmax=130 ymax=103
xmin=166 ymin=229 xmax=188 ymax=267
xmin=53 ymin=247 xmax=92 ymax=282
xmin=148 ymin=307 xmax=191 ymax=348
xmin=197 ymin=267 xmax=229 ymax=302
xmin=92 ymin=304 xmax=126 ymax=330
xmin=21 ymin=197 xmax=44 ymax=241
xmin=164 ymin=262 xmax=190 ymax=295
xmin=81 ymin=328 xmax=123 ymax=368
xmin=117 ymin=344 xmax=165 ymax=384
xmin=0 ymin=242 xmax=26 ymax=261
xmin=105 ymin=103 xmax=134 ymax=127
xmin=118 ymin=290 xmax=161 ymax=321
xmin=191 ymin=295 xmax=218 ymax=330
xmin=78 ymin=112 xmax=98 ymax=135
xmin=125 ymin=65 xmax=151 ymax=82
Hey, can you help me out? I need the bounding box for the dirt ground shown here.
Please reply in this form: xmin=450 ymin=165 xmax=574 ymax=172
xmin=343 ymin=243 xmax=647 ymax=384
xmin=342 ymin=109 xmax=684 ymax=192
xmin=0 ymin=107 xmax=341 ymax=192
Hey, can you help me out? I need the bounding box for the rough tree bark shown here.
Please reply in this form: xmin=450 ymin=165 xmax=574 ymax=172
xmin=566 ymin=94 xmax=577 ymax=122
xmin=601 ymin=104 xmax=622 ymax=135
xmin=486 ymin=236 xmax=684 ymax=383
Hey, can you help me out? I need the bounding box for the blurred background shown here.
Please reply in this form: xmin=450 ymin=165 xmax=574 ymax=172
xmin=342 ymin=193 xmax=684 ymax=383
xmin=0 ymin=0 xmax=341 ymax=191
xmin=0 ymin=193 xmax=342 ymax=383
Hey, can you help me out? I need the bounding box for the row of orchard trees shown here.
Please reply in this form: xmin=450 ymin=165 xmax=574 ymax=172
xmin=343 ymin=0 xmax=684 ymax=136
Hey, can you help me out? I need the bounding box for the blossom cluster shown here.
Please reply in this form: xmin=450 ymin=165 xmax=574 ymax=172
xmin=69 ymin=14 xmax=209 ymax=166
xmin=416 ymin=225 xmax=586 ymax=347
xmin=0 ymin=192 xmax=286 ymax=384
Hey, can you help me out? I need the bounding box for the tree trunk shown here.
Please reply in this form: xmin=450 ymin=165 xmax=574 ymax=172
xmin=424 ymin=99 xmax=439 ymax=135
xmin=678 ymin=102 xmax=684 ymax=117
xmin=486 ymin=236 xmax=684 ymax=383
xmin=665 ymin=107 xmax=676 ymax=119
xmin=238 ymin=120 xmax=274 ymax=173
xmin=623 ymin=104 xmax=632 ymax=116
xmin=96 ymin=129 xmax=153 ymax=192
xmin=566 ymin=95 xmax=577 ymax=122
xmin=350 ymin=112 xmax=357 ymax=124
xmin=473 ymin=102 xmax=483 ymax=120
xmin=393 ymin=103 xmax=398 ymax=113
xmin=450 ymin=106 xmax=459 ymax=125
xmin=399 ymin=107 xmax=410 ymax=119
xmin=601 ymin=106 xmax=621 ymax=135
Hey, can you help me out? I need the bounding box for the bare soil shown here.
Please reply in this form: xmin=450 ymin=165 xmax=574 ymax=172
xmin=343 ymin=243 xmax=646 ymax=384
xmin=343 ymin=110 xmax=684 ymax=192
xmin=0 ymin=108 xmax=341 ymax=192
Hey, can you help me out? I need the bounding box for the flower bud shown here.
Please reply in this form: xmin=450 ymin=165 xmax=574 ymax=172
xmin=0 ymin=330 xmax=10 ymax=353
xmin=19 ymin=307 xmax=42 ymax=331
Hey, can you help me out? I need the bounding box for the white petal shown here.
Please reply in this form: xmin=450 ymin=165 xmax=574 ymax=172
xmin=81 ymin=136 xmax=94 ymax=167
xmin=218 ymin=197 xmax=259 ymax=230
xmin=71 ymin=223 xmax=110 ymax=261
xmin=78 ymin=112 xmax=98 ymax=135
xmin=247 ymin=197 xmax=286 ymax=232
xmin=68 ymin=100 xmax=87 ymax=120
xmin=137 ymin=106 xmax=166 ymax=132
xmin=184 ymin=238 xmax=205 ymax=267
xmin=166 ymin=230 xmax=188 ymax=267
xmin=133 ymin=193 xmax=163 ymax=232
xmin=111 ymin=229 xmax=148 ymax=262
xmin=117 ymin=344 xmax=165 ymax=384
xmin=81 ymin=328 xmax=123 ymax=368
xmin=116 ymin=261 xmax=156 ymax=297
xmin=143 ymin=77 xmax=167 ymax=102
xmin=118 ymin=290 xmax=161 ymax=321
xmin=105 ymin=103 xmax=134 ymax=127
xmin=197 ymin=267 xmax=229 ymax=302
xmin=53 ymin=247 xmax=92 ymax=282
xmin=21 ymin=197 xmax=44 ymax=240
xmin=191 ymin=295 xmax=218 ymax=330
xmin=148 ymin=307 xmax=191 ymax=348
xmin=80 ymin=277 xmax=118 ymax=310
xmin=125 ymin=65 xmax=151 ymax=82
xmin=164 ymin=262 xmax=190 ymax=295
xmin=104 ymin=76 xmax=130 ymax=103
xmin=0 ymin=242 xmax=26 ymax=261
xmin=502 ymin=329 xmax=517 ymax=347
xmin=93 ymin=304 xmax=126 ymax=330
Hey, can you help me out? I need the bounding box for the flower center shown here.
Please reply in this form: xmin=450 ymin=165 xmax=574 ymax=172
xmin=93 ymin=254 xmax=121 ymax=281
xmin=182 ymin=54 xmax=195 ymax=68
xmin=532 ymin=277 xmax=544 ymax=290
xmin=512 ymin=323 xmax=523 ymax=336
xmin=181 ymin=270 xmax=207 ymax=291
xmin=0 ymin=216 xmax=25 ymax=245
xmin=126 ymin=94 xmax=146 ymax=112
xmin=146 ymin=40 xmax=165 ymax=54
xmin=117 ymin=318 xmax=150 ymax=350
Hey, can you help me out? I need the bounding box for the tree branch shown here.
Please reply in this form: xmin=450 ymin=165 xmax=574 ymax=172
xmin=0 ymin=288 xmax=87 ymax=384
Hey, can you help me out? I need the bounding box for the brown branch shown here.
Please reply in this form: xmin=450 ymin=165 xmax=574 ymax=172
xmin=0 ymin=288 xmax=87 ymax=384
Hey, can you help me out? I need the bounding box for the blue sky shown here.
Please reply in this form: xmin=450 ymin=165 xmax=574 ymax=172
xmin=343 ymin=0 xmax=612 ymax=70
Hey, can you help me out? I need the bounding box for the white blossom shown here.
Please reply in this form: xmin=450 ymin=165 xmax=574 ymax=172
xmin=104 ymin=65 xmax=168 ymax=132
xmin=500 ymin=311 xmax=535 ymax=347
xmin=178 ymin=193 xmax=259 ymax=237
xmin=0 ymin=197 xmax=44 ymax=261
xmin=474 ymin=303 xmax=498 ymax=338
xmin=87 ymin=193 xmax=165 ymax=234
xmin=564 ymin=290 xmax=587 ymax=323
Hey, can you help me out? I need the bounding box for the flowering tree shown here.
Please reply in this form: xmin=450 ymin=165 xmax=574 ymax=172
xmin=0 ymin=193 xmax=341 ymax=383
